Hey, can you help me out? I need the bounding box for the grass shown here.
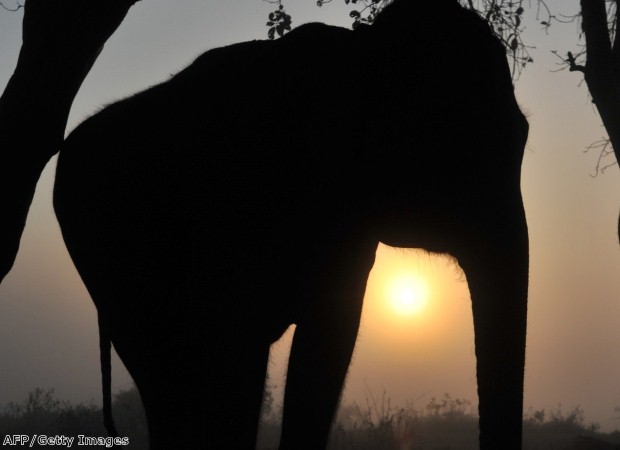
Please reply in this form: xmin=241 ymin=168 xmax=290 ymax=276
xmin=1 ymin=388 xmax=620 ymax=449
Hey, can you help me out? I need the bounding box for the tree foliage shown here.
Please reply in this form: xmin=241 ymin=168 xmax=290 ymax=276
xmin=265 ymin=0 xmax=292 ymax=40
xmin=263 ymin=0 xmax=556 ymax=78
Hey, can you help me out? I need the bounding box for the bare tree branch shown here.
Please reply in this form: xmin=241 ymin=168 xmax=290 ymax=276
xmin=567 ymin=50 xmax=587 ymax=72
xmin=584 ymin=137 xmax=616 ymax=175
xmin=0 ymin=1 xmax=23 ymax=12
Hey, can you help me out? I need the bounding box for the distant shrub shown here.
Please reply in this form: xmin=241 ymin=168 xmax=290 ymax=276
xmin=0 ymin=387 xmax=147 ymax=449
xmin=326 ymin=393 xmax=478 ymax=450
xmin=0 ymin=388 xmax=103 ymax=437
xmin=523 ymin=405 xmax=620 ymax=450
xmin=258 ymin=393 xmax=620 ymax=450
xmin=3 ymin=388 xmax=620 ymax=450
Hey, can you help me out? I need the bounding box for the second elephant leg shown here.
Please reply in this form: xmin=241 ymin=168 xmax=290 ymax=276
xmin=279 ymin=250 xmax=375 ymax=450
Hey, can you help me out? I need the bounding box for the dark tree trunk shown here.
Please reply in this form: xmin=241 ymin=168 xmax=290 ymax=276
xmin=0 ymin=0 xmax=139 ymax=282
xmin=579 ymin=0 xmax=620 ymax=167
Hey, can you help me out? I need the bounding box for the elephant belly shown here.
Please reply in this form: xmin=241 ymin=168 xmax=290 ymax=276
xmin=55 ymin=139 xmax=368 ymax=346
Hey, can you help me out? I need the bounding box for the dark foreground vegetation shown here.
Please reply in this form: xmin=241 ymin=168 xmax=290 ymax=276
xmin=1 ymin=388 xmax=619 ymax=449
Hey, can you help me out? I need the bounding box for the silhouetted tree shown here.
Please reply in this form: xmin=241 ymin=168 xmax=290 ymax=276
xmin=0 ymin=2 xmax=139 ymax=434
xmin=571 ymin=1 xmax=620 ymax=174
xmin=0 ymin=0 xmax=139 ymax=283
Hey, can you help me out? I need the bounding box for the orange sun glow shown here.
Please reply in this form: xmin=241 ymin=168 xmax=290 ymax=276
xmin=386 ymin=273 xmax=429 ymax=316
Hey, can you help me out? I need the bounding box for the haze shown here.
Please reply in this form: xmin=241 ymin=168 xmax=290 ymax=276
xmin=1 ymin=0 xmax=620 ymax=432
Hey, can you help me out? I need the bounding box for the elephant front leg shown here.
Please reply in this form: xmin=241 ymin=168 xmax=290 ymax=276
xmin=458 ymin=219 xmax=529 ymax=450
xmin=279 ymin=252 xmax=374 ymax=450
xmin=279 ymin=298 xmax=363 ymax=450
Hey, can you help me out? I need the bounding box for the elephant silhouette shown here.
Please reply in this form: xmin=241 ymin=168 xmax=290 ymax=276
xmin=52 ymin=0 xmax=529 ymax=449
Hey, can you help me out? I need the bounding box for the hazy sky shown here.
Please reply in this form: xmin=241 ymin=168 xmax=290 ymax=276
xmin=1 ymin=0 xmax=620 ymax=433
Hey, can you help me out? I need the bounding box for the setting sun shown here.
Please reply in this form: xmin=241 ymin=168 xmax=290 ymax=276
xmin=387 ymin=273 xmax=429 ymax=316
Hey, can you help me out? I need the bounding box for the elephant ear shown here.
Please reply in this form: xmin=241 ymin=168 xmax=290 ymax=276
xmin=98 ymin=313 xmax=118 ymax=437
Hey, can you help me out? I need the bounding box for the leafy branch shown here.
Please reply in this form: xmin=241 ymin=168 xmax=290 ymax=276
xmin=264 ymin=0 xmax=292 ymax=40
xmin=338 ymin=0 xmax=389 ymax=29
xmin=263 ymin=0 xmax=554 ymax=79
